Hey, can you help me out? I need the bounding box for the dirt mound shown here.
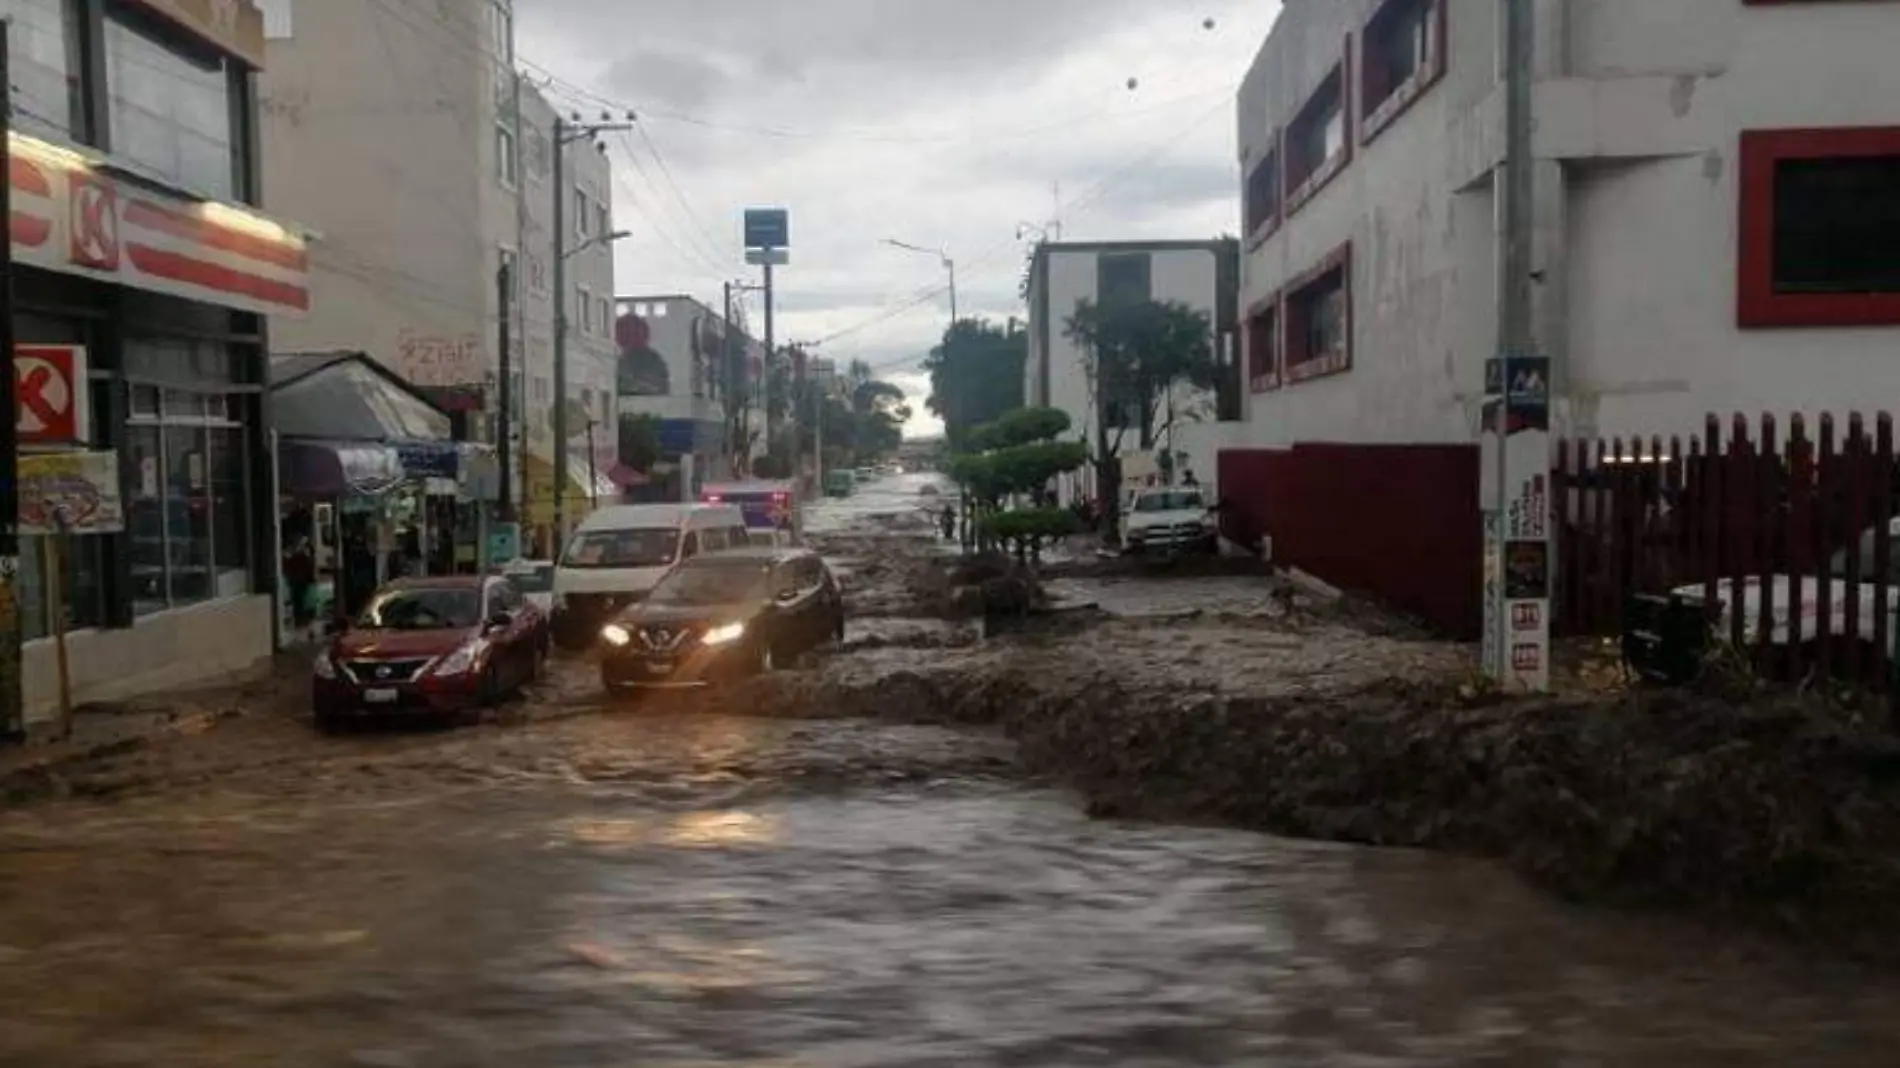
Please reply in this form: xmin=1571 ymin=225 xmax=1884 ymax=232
xmin=738 ymin=665 xmax=1900 ymax=955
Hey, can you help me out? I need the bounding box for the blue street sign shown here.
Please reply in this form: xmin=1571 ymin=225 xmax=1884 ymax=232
xmin=743 ymin=208 xmax=789 ymax=249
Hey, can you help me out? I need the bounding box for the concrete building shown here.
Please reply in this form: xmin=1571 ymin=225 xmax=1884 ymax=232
xmin=257 ymin=0 xmax=617 ymax=547
xmin=615 ymin=294 xmax=764 ymax=493
xmin=1023 ymin=239 xmax=1241 ymax=503
xmin=1225 ymin=0 xmax=1900 ymax=634
xmin=6 ymin=0 xmax=311 ymax=728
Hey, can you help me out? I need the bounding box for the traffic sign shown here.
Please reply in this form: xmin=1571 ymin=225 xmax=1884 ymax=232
xmin=14 ymin=345 xmax=91 ymax=445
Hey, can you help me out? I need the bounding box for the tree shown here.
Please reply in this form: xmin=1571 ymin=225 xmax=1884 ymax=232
xmin=948 ymin=407 xmax=1086 ymax=562
xmin=617 ymin=412 xmax=662 ymax=473
xmin=1062 ymin=298 xmax=1220 ymax=535
xmin=922 ymin=318 xmax=1026 ymax=446
xmin=790 ymin=359 xmax=911 ymax=471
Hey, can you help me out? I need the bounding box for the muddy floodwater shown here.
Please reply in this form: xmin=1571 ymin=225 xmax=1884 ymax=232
xmin=4 ymin=478 xmax=1900 ymax=1066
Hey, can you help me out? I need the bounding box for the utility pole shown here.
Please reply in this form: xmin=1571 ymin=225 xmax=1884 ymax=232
xmin=722 ymin=279 xmax=765 ymax=476
xmin=1 ymin=20 xmax=21 ymax=743
xmin=762 ymin=262 xmax=776 ymax=443
xmin=551 ymin=111 xmax=633 ymax=546
xmin=495 ymin=259 xmax=513 ymax=520
xmin=1482 ymin=0 xmax=1551 ymax=692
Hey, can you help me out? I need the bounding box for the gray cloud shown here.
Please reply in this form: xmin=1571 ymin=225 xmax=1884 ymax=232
xmin=600 ymin=50 xmax=735 ymax=113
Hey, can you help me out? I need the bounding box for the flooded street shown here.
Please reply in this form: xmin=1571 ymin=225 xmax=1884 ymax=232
xmin=5 ymin=477 xmax=1900 ymax=1065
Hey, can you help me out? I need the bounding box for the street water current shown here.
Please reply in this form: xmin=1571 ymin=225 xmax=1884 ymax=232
xmin=4 ymin=477 xmax=1900 ymax=1066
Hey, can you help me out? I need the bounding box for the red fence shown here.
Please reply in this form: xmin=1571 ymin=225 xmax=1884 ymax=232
xmin=1554 ymin=413 xmax=1897 ymax=690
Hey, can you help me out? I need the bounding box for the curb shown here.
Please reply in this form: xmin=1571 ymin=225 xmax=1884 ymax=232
xmin=0 ymin=708 xmax=233 ymax=803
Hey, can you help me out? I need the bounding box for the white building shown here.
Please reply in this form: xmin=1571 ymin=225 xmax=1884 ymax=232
xmin=1023 ymin=240 xmax=1241 ymax=503
xmin=258 ymin=0 xmax=617 ymax=543
xmin=1227 ymin=0 xmax=1900 ymax=634
xmin=616 ymin=294 xmax=766 ymax=492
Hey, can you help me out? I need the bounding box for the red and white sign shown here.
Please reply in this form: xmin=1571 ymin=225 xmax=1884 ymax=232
xmin=14 ymin=344 xmax=91 ymax=445
xmin=9 ymin=133 xmax=309 ymax=317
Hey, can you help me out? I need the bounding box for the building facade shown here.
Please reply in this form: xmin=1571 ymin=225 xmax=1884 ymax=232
xmin=1024 ymin=239 xmax=1240 ymax=504
xmin=6 ymin=0 xmax=310 ymax=727
xmin=615 ymin=293 xmax=759 ymax=493
xmin=1226 ymin=0 xmax=1900 ymax=634
xmin=257 ymin=0 xmax=617 ymax=545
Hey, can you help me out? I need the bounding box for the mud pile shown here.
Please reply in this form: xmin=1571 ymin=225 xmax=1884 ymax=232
xmin=744 ymin=663 xmax=1900 ymax=952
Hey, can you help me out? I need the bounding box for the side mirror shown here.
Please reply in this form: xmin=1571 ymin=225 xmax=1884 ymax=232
xmin=485 ymin=611 xmax=514 ymax=632
xmin=322 ymin=617 xmax=343 ymax=637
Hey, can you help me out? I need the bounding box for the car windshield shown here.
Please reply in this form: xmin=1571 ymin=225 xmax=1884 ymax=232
xmin=647 ymin=563 xmax=772 ymax=606
xmin=505 ymin=564 xmax=554 ymax=592
xmin=1135 ymin=490 xmax=1205 ymax=512
xmin=562 ymin=528 xmax=679 ymax=568
xmin=358 ymin=587 xmax=480 ymax=630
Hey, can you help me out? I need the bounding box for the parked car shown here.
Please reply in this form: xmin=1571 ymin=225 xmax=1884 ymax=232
xmin=1121 ymin=486 xmax=1217 ymax=554
xmin=311 ymin=575 xmax=548 ymax=730
xmin=597 ymin=547 xmax=844 ymax=696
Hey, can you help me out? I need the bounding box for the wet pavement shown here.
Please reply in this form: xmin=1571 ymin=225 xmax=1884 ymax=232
xmin=5 ymin=474 xmax=1900 ymax=1066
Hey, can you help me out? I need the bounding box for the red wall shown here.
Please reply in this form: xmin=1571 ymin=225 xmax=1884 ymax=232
xmin=1218 ymin=444 xmax=1481 ymax=637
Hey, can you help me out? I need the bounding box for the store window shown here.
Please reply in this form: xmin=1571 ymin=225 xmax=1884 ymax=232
xmin=124 ymin=343 xmax=253 ymax=616
xmin=0 ymin=0 xmax=80 ymax=141
xmin=105 ymin=7 xmax=237 ymax=198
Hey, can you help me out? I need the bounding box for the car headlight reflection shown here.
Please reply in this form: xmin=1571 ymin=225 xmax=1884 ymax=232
xmin=702 ymin=621 xmax=746 ymax=646
xmin=600 ymin=623 xmax=632 ymax=647
xmin=430 ymin=641 xmax=484 ymax=677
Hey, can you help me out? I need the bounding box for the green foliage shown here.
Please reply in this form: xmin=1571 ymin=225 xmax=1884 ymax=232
xmin=981 ymin=506 xmax=1082 ymax=548
xmin=923 ymin=319 xmax=1026 ymax=446
xmin=1062 ymin=297 xmax=1219 ymax=455
xmin=793 ymin=358 xmax=910 ymax=469
xmin=617 ymin=413 xmax=662 ymax=472
xmin=965 ymin=407 xmax=1072 ymax=453
xmin=945 ymin=406 xmax=1087 ymax=560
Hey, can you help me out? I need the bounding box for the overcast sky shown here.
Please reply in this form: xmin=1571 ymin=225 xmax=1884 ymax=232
xmin=515 ymin=0 xmax=1281 ymax=437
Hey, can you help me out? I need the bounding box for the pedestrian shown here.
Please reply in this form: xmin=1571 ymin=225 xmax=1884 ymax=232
xmin=284 ymin=537 xmax=316 ymax=640
xmin=940 ymin=503 xmax=956 ymax=541
xmin=1182 ymin=469 xmax=1200 ymax=487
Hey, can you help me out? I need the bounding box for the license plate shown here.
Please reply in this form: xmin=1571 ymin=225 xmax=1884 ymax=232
xmin=644 ymin=660 xmax=674 ymax=675
xmin=364 ymin=687 xmax=399 ymax=703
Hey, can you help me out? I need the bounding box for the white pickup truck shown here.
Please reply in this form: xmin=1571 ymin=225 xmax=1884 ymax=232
xmin=1120 ymin=486 xmax=1218 ymax=555
xmin=1673 ymin=517 xmax=1900 ymax=655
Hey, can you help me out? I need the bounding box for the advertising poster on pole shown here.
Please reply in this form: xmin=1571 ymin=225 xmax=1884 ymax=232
xmin=1500 ymin=355 xmax=1550 ymax=691
xmin=18 ymin=451 xmax=125 ymax=535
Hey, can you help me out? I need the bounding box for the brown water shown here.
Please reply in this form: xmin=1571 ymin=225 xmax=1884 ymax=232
xmin=2 ymin=706 xmax=1897 ymax=1068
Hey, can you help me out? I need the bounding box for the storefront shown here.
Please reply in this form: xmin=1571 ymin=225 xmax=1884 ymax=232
xmin=7 ymin=0 xmax=307 ymax=729
xmin=271 ymin=353 xmax=498 ymax=627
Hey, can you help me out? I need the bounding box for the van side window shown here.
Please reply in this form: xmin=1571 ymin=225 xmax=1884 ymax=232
xmin=727 ymin=524 xmax=747 ymax=550
xmin=697 ymin=528 xmax=725 ymax=554
xmin=680 ymin=531 xmax=701 ymax=559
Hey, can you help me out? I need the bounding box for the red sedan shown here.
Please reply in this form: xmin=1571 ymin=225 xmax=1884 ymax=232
xmin=311 ymin=575 xmax=548 ymax=731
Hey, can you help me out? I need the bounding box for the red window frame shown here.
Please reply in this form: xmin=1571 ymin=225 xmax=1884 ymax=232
xmin=1283 ymin=243 xmax=1354 ymax=384
xmin=1737 ymin=126 xmax=1900 ymax=329
xmin=1246 ymin=292 xmax=1281 ymax=393
xmin=1284 ymin=40 xmax=1354 ymax=217
xmin=1360 ymin=0 xmax=1448 ymax=146
xmin=1244 ymin=136 xmax=1282 ymax=247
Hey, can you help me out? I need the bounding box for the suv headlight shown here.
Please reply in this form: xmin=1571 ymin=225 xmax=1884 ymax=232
xmin=313 ymin=651 xmax=338 ymax=679
xmin=702 ymin=621 xmax=746 ymax=646
xmin=430 ymin=641 xmax=484 ymax=677
xmin=601 ymin=623 xmax=632 ymax=647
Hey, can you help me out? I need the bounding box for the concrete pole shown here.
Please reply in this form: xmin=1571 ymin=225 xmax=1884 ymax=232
xmin=0 ymin=21 xmax=22 ymax=743
xmin=550 ymin=116 xmax=569 ymax=547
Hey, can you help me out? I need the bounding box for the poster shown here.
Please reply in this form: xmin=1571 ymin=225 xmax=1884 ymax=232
xmin=1482 ymin=354 xmax=1551 ymax=692
xmin=19 ymin=451 xmax=125 ymax=535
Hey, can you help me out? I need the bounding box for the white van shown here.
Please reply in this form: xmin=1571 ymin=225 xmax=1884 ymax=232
xmin=550 ymin=503 xmax=748 ymax=649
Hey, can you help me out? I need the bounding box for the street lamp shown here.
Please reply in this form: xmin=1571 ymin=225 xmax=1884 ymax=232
xmin=552 ymin=110 xmax=635 ymax=545
xmin=565 ymin=229 xmax=631 ymax=260
xmin=881 ymin=238 xmax=957 ymax=323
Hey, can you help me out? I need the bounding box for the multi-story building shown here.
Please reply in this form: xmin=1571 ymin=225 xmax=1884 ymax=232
xmin=1023 ymin=239 xmax=1241 ymax=504
xmin=1226 ymin=0 xmax=1900 ymax=634
xmin=257 ymin=0 xmax=617 ymax=549
xmin=615 ymin=293 xmax=762 ymax=493
xmin=5 ymin=0 xmax=310 ymax=728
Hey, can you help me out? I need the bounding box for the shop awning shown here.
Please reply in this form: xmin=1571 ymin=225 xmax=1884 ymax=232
xmin=279 ymin=440 xmax=405 ymax=498
xmin=271 ymin=351 xmax=452 ymax=442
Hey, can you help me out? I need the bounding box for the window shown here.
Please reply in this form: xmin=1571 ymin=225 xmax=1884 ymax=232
xmin=575 ymin=189 xmax=591 ymax=237
xmin=1 ymin=0 xmax=80 ymax=140
xmin=496 ymin=124 xmax=518 ymax=187
xmin=1247 ymin=299 xmax=1280 ymax=393
xmin=1245 ymin=142 xmax=1280 ymax=238
xmin=105 ymin=9 xmax=236 ymax=198
xmin=1361 ymin=0 xmax=1444 ymax=142
xmin=485 ymin=0 xmax=512 ymax=59
xmin=1098 ymin=252 xmax=1151 ymax=308
xmin=595 ymin=199 xmax=610 ymax=237
xmin=578 ymin=285 xmax=594 ymax=333
xmin=597 ymin=296 xmax=611 ymax=338
xmin=1738 ymin=127 xmax=1900 ymax=328
xmin=125 ymin=381 xmax=251 ymax=616
xmin=1284 ymin=244 xmax=1352 ymax=383
xmin=1286 ymin=59 xmax=1350 ymax=210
